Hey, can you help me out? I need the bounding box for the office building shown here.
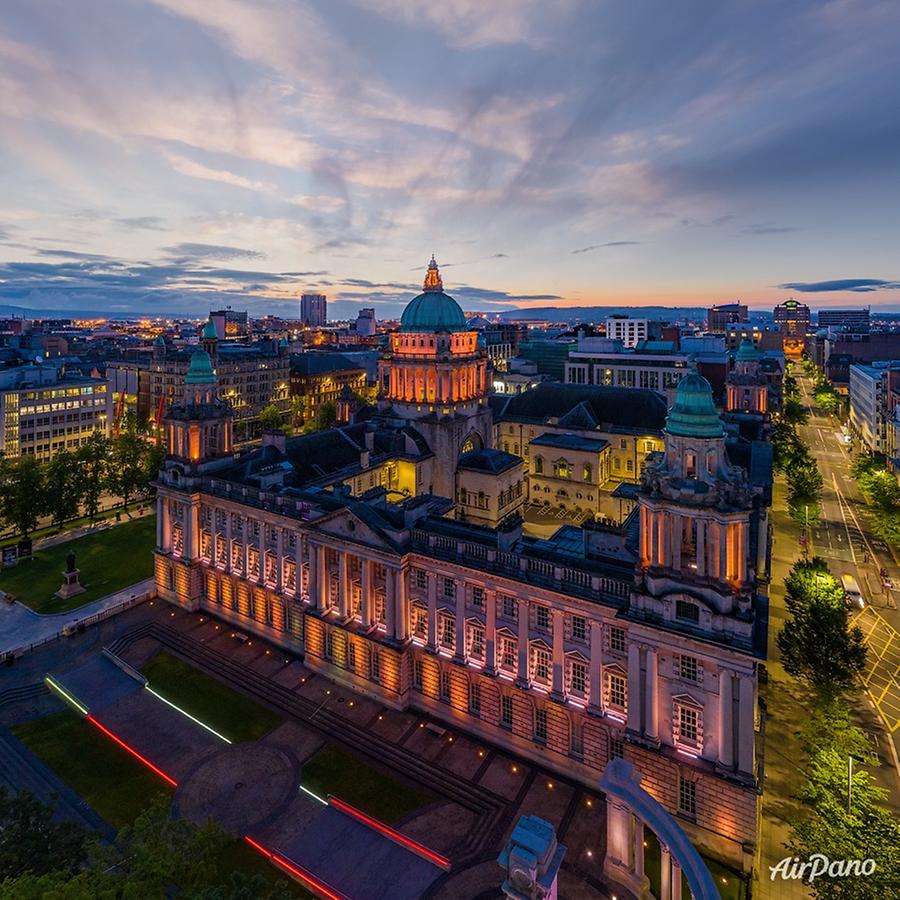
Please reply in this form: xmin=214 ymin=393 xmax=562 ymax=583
xmin=707 ymin=303 xmax=748 ymax=334
xmin=605 ymin=316 xmax=648 ymax=348
xmin=300 ymin=294 xmax=328 ymax=328
xmin=209 ymin=308 xmax=250 ymax=340
xmin=817 ymin=308 xmax=870 ymax=333
xmin=849 ymin=361 xmax=900 ymax=454
xmin=773 ymin=300 xmax=810 ymax=359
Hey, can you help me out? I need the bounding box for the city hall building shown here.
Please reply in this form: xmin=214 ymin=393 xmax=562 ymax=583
xmin=154 ymin=259 xmax=769 ymax=877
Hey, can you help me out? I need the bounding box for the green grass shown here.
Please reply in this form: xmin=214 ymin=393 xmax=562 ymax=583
xmin=300 ymin=744 xmax=433 ymax=824
xmin=12 ymin=708 xmax=172 ymax=828
xmin=0 ymin=515 xmax=156 ymax=614
xmin=0 ymin=499 xmax=153 ymax=545
xmin=142 ymin=650 xmax=282 ymax=743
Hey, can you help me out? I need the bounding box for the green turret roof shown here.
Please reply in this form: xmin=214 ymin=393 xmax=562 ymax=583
xmin=185 ymin=348 xmax=216 ymax=385
xmin=201 ymin=319 xmax=218 ymax=340
xmin=399 ymin=255 xmax=467 ymax=333
xmin=666 ymin=371 xmax=724 ymax=439
xmin=735 ymin=336 xmax=761 ymax=361
xmin=152 ymin=335 xmax=166 ymax=347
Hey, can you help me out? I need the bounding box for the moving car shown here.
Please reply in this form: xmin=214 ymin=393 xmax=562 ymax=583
xmin=841 ymin=573 xmax=865 ymax=609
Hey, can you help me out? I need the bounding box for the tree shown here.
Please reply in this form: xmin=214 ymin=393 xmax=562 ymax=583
xmin=317 ymin=400 xmax=337 ymax=431
xmin=787 ymin=705 xmax=900 ymax=899
xmin=106 ymin=431 xmax=145 ymax=508
xmin=259 ymin=404 xmax=286 ymax=433
xmin=76 ymin=433 xmax=109 ymax=524
xmin=43 ymin=450 xmax=83 ymax=528
xmin=0 ymin=456 xmax=46 ymax=538
xmin=141 ymin=442 xmax=166 ymax=495
xmin=777 ymin=560 xmax=867 ymax=704
xmin=0 ymin=787 xmax=90 ymax=881
xmin=783 ymin=397 xmax=809 ymax=425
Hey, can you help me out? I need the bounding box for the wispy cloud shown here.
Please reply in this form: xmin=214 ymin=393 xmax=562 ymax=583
xmin=779 ymin=278 xmax=900 ymax=293
xmin=742 ymin=223 xmax=798 ymax=235
xmin=571 ymin=241 xmax=639 ymax=254
xmin=163 ymin=243 xmax=265 ymax=261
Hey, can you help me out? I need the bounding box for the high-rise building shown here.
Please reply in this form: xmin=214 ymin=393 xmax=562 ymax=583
xmin=817 ymin=308 xmax=870 ymax=333
xmin=773 ymin=299 xmax=810 ymax=359
xmin=605 ymin=316 xmax=648 ymax=348
xmin=707 ymin=303 xmax=748 ymax=333
xmin=300 ymin=293 xmax=327 ymax=327
xmin=355 ymin=308 xmax=376 ymax=337
xmin=209 ymin=308 xmax=249 ymax=339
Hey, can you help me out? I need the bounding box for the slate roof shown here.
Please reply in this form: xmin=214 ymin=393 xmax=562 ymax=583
xmin=457 ymin=448 xmax=522 ymax=474
xmin=530 ymin=432 xmax=609 ymax=452
xmin=490 ymin=383 xmax=667 ymax=433
xmin=290 ymin=353 xmax=366 ymax=376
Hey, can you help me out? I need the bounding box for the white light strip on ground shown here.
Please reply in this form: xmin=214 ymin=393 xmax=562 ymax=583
xmin=299 ymin=784 xmax=328 ymax=805
xmin=144 ymin=685 xmax=232 ymax=744
xmin=44 ymin=676 xmax=88 ymax=716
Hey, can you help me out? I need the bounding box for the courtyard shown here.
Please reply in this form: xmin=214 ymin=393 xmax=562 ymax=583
xmin=0 ymin=515 xmax=156 ymax=614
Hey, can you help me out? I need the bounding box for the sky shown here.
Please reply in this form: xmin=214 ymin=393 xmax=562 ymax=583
xmin=1 ymin=0 xmax=900 ymax=319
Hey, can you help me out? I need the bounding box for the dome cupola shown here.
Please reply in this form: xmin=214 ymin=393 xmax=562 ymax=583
xmin=666 ymin=371 xmax=724 ymax=439
xmin=399 ymin=255 xmax=467 ymax=333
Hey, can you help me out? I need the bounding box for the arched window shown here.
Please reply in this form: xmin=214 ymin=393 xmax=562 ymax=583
xmin=685 ymin=451 xmax=696 ymax=478
xmin=555 ymin=459 xmax=571 ymax=479
xmin=534 ymin=456 xmax=543 ymax=474
xmin=583 ymin=463 xmax=592 ymax=482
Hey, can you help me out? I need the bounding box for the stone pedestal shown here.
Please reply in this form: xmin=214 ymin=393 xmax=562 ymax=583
xmin=55 ymin=568 xmax=85 ymax=601
xmin=497 ymin=815 xmax=566 ymax=900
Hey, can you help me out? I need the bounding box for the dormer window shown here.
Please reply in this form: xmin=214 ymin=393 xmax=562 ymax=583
xmin=675 ymin=599 xmax=700 ymax=624
xmin=685 ymin=451 xmax=696 ymax=478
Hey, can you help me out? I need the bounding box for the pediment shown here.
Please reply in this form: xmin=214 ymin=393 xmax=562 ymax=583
xmin=311 ymin=507 xmax=395 ymax=552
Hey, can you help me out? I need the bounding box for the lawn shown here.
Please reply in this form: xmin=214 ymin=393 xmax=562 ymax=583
xmin=142 ymin=650 xmax=283 ymax=743
xmin=12 ymin=708 xmax=172 ymax=829
xmin=12 ymin=709 xmax=307 ymax=896
xmin=0 ymin=515 xmax=156 ymax=614
xmin=300 ymin=744 xmax=434 ymax=824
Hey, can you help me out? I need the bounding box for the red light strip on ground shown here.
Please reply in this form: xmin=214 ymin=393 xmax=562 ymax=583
xmin=244 ymin=836 xmax=348 ymax=900
xmin=328 ymin=797 xmax=451 ymax=871
xmin=85 ymin=715 xmax=178 ymax=788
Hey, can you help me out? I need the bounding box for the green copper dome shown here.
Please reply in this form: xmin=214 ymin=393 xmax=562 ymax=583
xmin=735 ymin=337 xmax=760 ymax=361
xmin=201 ymin=319 xmax=218 ymax=340
xmin=185 ymin=348 xmax=216 ymax=385
xmin=666 ymin=371 xmax=724 ymax=439
xmin=399 ymin=255 xmax=467 ymax=333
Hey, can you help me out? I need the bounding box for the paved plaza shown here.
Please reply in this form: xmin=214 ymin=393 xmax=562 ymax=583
xmin=0 ymin=602 xmax=620 ymax=898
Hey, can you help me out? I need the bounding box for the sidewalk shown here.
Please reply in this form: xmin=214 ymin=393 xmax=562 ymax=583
xmin=0 ymin=578 xmax=155 ymax=655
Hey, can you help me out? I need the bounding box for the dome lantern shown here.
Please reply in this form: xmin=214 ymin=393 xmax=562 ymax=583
xmin=666 ymin=371 xmax=724 ymax=439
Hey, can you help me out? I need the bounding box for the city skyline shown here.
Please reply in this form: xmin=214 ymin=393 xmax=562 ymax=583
xmin=2 ymin=1 xmax=900 ymax=317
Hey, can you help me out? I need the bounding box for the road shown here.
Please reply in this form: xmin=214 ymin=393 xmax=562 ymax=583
xmin=794 ymin=372 xmax=900 ymax=761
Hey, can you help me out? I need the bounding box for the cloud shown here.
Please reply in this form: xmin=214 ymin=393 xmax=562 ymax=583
xmin=571 ymin=241 xmax=639 ymax=254
xmin=779 ymin=279 xmax=900 ymax=293
xmin=742 ymin=223 xmax=798 ymax=235
xmin=164 ymin=152 xmax=273 ymax=193
xmin=116 ymin=216 xmax=166 ymax=231
xmin=162 ymin=243 xmax=265 ymax=261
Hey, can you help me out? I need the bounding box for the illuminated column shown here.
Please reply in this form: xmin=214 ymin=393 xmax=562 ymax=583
xmin=695 ymin=519 xmax=706 ymax=577
xmin=639 ymin=506 xmax=648 ymax=565
xmin=308 ymin=541 xmax=318 ymax=609
xmin=738 ymin=675 xmax=755 ymax=775
xmin=156 ymin=495 xmax=165 ymax=548
xmin=385 ymin=566 xmax=396 ymax=638
xmin=454 ymin=581 xmax=465 ymax=661
xmin=719 ymin=524 xmax=728 ymax=582
xmin=660 ymin=845 xmax=671 ymax=900
xmin=589 ymin=620 xmax=603 ymax=714
xmin=396 ymin=566 xmax=409 ymax=641
xmin=515 ymin=599 xmax=529 ymax=688
xmin=294 ymin=534 xmax=304 ymax=600
xmin=551 ymin=609 xmax=565 ymax=699
xmin=644 ymin=646 xmax=658 ymax=743
xmin=657 ymin=512 xmax=667 ymax=568
xmin=361 ymin=557 xmax=373 ymax=628
xmin=484 ymin=589 xmax=497 ymax=675
xmin=670 ymin=513 xmax=682 ymax=569
xmin=225 ymin=512 xmax=233 ymax=573
xmin=316 ymin=544 xmax=328 ymax=611
xmin=275 ymin=528 xmax=284 ymax=593
xmin=740 ymin=521 xmax=749 ymax=584
xmin=426 ymin=572 xmax=438 ymax=651
xmin=718 ymin=669 xmax=734 ymax=769
xmin=649 ymin=508 xmax=658 ymax=565
xmin=634 ymin=818 xmax=645 ymax=880
xmin=626 ymin=643 xmax=642 ymax=735
xmin=672 ymin=862 xmax=682 ymax=900
xmin=338 ymin=551 xmax=349 ymax=619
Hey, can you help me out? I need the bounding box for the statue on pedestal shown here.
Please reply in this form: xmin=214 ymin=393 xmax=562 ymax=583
xmin=55 ymin=550 xmax=85 ymax=601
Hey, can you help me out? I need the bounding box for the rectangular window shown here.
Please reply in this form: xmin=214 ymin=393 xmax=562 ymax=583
xmin=347 ymin=641 xmax=356 ymax=670
xmin=441 ymin=615 xmax=455 ymax=649
xmin=247 ymin=547 xmax=260 ymax=579
xmin=678 ymin=776 xmax=697 ymax=817
xmin=679 ymin=654 xmax=700 ymax=683
xmin=501 ymin=695 xmax=513 ymax=727
xmin=502 ymin=596 xmax=517 ymax=619
xmin=413 ymin=607 xmax=427 ymax=639
xmin=570 ymin=660 xmax=587 ymax=695
xmin=471 ymin=586 xmax=484 ymax=608
xmin=443 ymin=577 xmax=455 ymax=599
xmin=609 ymin=736 xmax=624 ymax=760
xmin=501 ymin=637 xmax=517 ymax=670
xmin=440 ymin=669 xmax=451 ymax=700
xmin=608 ymin=672 xmax=627 ymax=711
xmin=609 ymin=626 xmax=626 ymax=653
xmin=572 ymin=615 xmax=586 ymax=641
xmin=534 ymin=708 xmax=548 ymax=741
xmin=469 ymin=682 xmax=481 ymax=713
xmin=416 ymin=568 xmax=427 ymax=589
xmin=370 ymin=650 xmax=381 ymax=683
xmin=532 ymin=646 xmax=551 ymax=683
xmin=678 ymin=705 xmax=699 ymax=745
xmin=676 ymin=600 xmax=700 ymax=623
xmin=413 ymin=658 xmax=424 ymax=689
xmin=536 ymin=605 xmax=550 ymax=630
xmin=469 ymin=625 xmax=485 ymax=660
xmin=325 ymin=631 xmax=334 ymax=660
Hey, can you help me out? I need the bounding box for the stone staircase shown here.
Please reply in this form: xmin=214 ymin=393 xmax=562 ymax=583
xmin=108 ymin=622 xmax=514 ymax=863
